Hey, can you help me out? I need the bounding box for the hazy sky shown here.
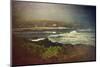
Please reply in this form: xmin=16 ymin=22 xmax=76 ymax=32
xmin=13 ymin=1 xmax=96 ymax=29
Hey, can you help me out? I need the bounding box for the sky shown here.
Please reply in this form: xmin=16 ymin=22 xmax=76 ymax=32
xmin=13 ymin=1 xmax=96 ymax=29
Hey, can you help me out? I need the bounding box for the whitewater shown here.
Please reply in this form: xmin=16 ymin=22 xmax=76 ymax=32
xmin=48 ymin=30 xmax=95 ymax=46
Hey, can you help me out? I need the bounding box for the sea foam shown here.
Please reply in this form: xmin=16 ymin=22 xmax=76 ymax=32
xmin=48 ymin=30 xmax=95 ymax=46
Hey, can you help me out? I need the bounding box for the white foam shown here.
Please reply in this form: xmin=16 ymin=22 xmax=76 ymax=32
xmin=48 ymin=30 xmax=95 ymax=46
xmin=31 ymin=38 xmax=45 ymax=42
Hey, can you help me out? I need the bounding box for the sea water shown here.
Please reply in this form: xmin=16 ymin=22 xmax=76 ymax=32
xmin=48 ymin=30 xmax=95 ymax=46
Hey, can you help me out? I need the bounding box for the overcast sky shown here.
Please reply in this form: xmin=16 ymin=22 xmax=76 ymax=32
xmin=13 ymin=1 xmax=96 ymax=29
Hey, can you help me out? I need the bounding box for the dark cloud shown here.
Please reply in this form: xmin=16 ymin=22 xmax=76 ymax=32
xmin=13 ymin=1 xmax=96 ymax=29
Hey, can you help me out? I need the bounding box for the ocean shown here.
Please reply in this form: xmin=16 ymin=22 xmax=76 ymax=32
xmin=13 ymin=29 xmax=96 ymax=46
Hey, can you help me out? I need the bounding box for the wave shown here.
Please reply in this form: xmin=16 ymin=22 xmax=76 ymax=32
xmin=30 ymin=38 xmax=45 ymax=42
xmin=48 ymin=30 xmax=95 ymax=46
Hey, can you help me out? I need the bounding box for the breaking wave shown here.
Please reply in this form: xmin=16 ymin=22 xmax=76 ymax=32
xmin=48 ymin=30 xmax=95 ymax=46
xmin=30 ymin=38 xmax=45 ymax=42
